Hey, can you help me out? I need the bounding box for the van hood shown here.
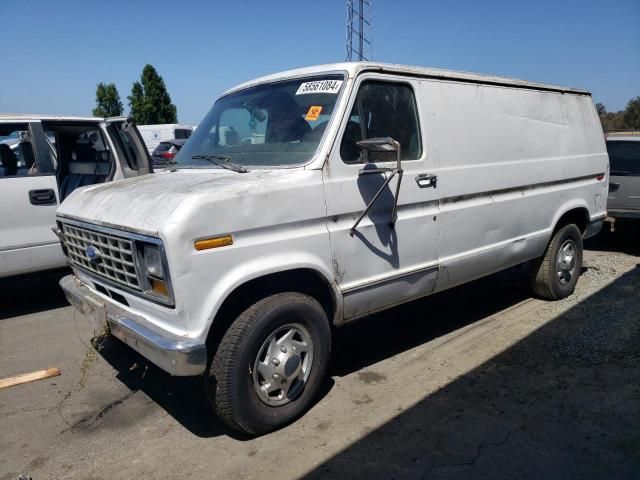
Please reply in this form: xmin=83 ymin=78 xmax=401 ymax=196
xmin=56 ymin=168 xmax=298 ymax=235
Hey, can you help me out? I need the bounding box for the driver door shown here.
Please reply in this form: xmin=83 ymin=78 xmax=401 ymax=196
xmin=323 ymin=75 xmax=441 ymax=320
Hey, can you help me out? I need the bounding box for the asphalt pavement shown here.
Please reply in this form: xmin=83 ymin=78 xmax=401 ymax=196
xmin=1 ymin=224 xmax=639 ymax=480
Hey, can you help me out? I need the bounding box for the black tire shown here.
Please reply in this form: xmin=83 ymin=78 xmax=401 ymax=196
xmin=206 ymin=292 xmax=331 ymax=435
xmin=530 ymin=223 xmax=583 ymax=300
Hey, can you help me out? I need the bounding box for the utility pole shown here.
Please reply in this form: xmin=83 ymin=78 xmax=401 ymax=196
xmin=346 ymin=0 xmax=372 ymax=61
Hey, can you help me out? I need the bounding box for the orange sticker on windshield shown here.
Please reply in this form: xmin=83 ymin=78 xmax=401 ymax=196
xmin=306 ymin=105 xmax=323 ymax=121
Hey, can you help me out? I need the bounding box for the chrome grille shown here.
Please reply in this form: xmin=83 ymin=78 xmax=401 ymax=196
xmin=62 ymin=223 xmax=141 ymax=291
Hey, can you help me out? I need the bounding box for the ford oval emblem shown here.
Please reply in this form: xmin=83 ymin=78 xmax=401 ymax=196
xmin=85 ymin=245 xmax=101 ymax=263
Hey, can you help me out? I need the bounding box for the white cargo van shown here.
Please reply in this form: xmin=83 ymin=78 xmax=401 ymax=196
xmin=58 ymin=63 xmax=608 ymax=435
xmin=137 ymin=124 xmax=193 ymax=154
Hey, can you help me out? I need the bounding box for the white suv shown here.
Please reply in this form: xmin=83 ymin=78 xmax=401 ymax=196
xmin=0 ymin=115 xmax=151 ymax=278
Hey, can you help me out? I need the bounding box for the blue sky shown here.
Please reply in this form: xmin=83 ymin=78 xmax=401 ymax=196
xmin=1 ymin=0 xmax=638 ymax=125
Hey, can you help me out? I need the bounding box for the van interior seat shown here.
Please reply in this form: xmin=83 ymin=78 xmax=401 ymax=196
xmin=15 ymin=142 xmax=36 ymax=175
xmin=60 ymin=141 xmax=110 ymax=200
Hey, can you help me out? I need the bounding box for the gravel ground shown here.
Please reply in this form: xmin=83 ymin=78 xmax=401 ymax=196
xmin=0 ymin=224 xmax=639 ymax=480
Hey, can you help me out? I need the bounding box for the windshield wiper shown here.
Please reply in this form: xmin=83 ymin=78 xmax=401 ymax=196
xmin=191 ymin=154 xmax=249 ymax=173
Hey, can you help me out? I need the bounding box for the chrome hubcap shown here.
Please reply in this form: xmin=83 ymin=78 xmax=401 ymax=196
xmin=252 ymin=323 xmax=313 ymax=406
xmin=556 ymin=239 xmax=577 ymax=285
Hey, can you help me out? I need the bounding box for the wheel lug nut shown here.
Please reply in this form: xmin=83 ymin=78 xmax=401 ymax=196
xmin=272 ymin=373 xmax=280 ymax=380
xmin=280 ymin=346 xmax=287 ymax=353
xmin=291 ymin=346 xmax=296 ymax=353
xmin=272 ymin=358 xmax=280 ymax=366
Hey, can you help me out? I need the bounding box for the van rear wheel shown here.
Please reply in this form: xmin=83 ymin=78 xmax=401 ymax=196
xmin=530 ymin=224 xmax=583 ymax=300
xmin=206 ymin=292 xmax=331 ymax=435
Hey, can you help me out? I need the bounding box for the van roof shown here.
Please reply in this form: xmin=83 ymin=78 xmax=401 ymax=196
xmin=224 ymin=62 xmax=591 ymax=97
xmin=0 ymin=113 xmax=103 ymax=122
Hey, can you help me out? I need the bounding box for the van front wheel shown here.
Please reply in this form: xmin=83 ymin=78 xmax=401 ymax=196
xmin=206 ymin=292 xmax=331 ymax=435
xmin=530 ymin=223 xmax=583 ymax=300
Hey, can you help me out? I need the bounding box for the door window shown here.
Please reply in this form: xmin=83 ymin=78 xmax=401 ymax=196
xmin=340 ymin=81 xmax=422 ymax=164
xmin=607 ymin=140 xmax=640 ymax=176
xmin=106 ymin=121 xmax=151 ymax=173
xmin=0 ymin=124 xmax=39 ymax=177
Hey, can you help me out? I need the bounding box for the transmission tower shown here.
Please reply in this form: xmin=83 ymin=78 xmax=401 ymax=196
xmin=346 ymin=0 xmax=372 ymax=61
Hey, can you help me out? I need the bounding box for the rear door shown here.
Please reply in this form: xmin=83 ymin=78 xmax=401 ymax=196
xmin=0 ymin=120 xmax=66 ymax=277
xmin=104 ymin=117 xmax=153 ymax=178
xmin=607 ymin=139 xmax=640 ymax=217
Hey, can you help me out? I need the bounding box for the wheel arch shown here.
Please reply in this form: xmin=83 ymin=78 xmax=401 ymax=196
xmin=204 ymin=266 xmax=341 ymax=359
xmin=552 ymin=204 xmax=590 ymax=236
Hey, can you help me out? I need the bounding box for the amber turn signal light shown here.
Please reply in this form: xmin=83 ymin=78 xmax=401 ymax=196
xmin=150 ymin=278 xmax=169 ymax=297
xmin=194 ymin=235 xmax=233 ymax=251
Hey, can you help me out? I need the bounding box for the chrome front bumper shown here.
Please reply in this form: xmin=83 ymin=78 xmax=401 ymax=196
xmin=60 ymin=275 xmax=207 ymax=376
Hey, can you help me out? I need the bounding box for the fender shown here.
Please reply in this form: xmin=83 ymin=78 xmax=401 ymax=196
xmin=194 ymin=252 xmax=343 ymax=342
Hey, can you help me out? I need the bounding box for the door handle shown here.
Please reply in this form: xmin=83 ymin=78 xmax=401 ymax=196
xmin=608 ymin=183 xmax=620 ymax=193
xmin=29 ymin=188 xmax=57 ymax=206
xmin=415 ymin=173 xmax=437 ymax=188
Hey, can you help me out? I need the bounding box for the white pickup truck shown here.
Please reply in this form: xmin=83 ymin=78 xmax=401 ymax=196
xmin=58 ymin=62 xmax=608 ymax=435
xmin=0 ymin=115 xmax=151 ymax=278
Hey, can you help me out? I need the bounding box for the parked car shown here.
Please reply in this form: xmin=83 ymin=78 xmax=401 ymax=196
xmin=0 ymin=115 xmax=151 ymax=278
xmin=58 ymin=62 xmax=608 ymax=435
xmin=605 ymin=133 xmax=640 ymax=221
xmin=137 ymin=124 xmax=193 ymax=154
xmin=151 ymin=138 xmax=187 ymax=166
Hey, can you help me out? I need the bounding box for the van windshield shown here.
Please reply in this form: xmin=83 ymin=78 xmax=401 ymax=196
xmin=174 ymin=75 xmax=345 ymax=169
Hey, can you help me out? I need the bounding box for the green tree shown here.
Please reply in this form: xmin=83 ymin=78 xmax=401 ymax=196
xmin=622 ymin=96 xmax=640 ymax=129
xmin=127 ymin=65 xmax=177 ymax=124
xmin=92 ymin=82 xmax=123 ymax=117
xmin=128 ymin=81 xmax=144 ymax=124
xmin=596 ymin=102 xmax=628 ymax=131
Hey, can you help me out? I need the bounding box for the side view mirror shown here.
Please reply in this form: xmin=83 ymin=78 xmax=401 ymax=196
xmin=350 ymin=137 xmax=404 ymax=235
xmin=357 ymin=137 xmax=401 ymax=172
xmin=357 ymin=137 xmax=400 ymax=153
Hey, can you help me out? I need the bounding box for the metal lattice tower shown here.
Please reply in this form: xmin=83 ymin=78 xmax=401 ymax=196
xmin=346 ymin=0 xmax=372 ymax=61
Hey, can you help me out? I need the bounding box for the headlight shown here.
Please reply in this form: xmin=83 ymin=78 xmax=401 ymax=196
xmin=138 ymin=242 xmax=172 ymax=303
xmin=143 ymin=244 xmax=164 ymax=279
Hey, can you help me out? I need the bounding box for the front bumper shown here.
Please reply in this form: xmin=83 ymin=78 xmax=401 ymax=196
xmin=60 ymin=275 xmax=207 ymax=376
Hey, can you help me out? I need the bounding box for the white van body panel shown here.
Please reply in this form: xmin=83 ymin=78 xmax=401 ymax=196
xmin=419 ymin=79 xmax=607 ymax=291
xmin=57 ymin=63 xmax=608 ymax=375
xmin=137 ymin=124 xmax=194 ymax=154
